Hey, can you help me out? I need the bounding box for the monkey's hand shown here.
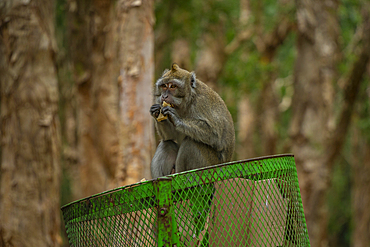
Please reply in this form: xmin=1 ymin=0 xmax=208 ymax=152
xmin=150 ymin=104 xmax=161 ymax=119
xmin=162 ymin=106 xmax=180 ymax=126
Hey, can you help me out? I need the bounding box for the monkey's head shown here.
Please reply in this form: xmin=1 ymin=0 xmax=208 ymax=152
xmin=154 ymin=63 xmax=196 ymax=110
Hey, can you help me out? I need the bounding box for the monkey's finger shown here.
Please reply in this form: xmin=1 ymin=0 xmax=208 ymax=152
xmin=161 ymin=107 xmax=179 ymax=125
xmin=150 ymin=104 xmax=161 ymax=117
xmin=150 ymin=104 xmax=161 ymax=112
xmin=151 ymin=111 xmax=160 ymax=118
xmin=161 ymin=106 xmax=173 ymax=114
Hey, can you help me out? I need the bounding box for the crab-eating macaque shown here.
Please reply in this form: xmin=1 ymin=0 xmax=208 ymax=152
xmin=150 ymin=64 xmax=235 ymax=179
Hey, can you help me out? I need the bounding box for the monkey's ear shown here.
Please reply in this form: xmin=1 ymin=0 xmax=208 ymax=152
xmin=190 ymin=72 xmax=196 ymax=88
xmin=172 ymin=63 xmax=179 ymax=71
xmin=162 ymin=69 xmax=169 ymax=77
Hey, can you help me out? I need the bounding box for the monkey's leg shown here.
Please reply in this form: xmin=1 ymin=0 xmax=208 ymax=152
xmin=176 ymin=138 xmax=217 ymax=242
xmin=176 ymin=137 xmax=220 ymax=173
xmin=151 ymin=140 xmax=179 ymax=179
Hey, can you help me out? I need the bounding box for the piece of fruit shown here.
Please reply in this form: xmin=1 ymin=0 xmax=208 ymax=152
xmin=157 ymin=102 xmax=172 ymax=122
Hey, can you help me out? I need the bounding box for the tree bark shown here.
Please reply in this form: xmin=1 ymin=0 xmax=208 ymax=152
xmin=342 ymin=11 xmax=370 ymax=247
xmin=66 ymin=0 xmax=155 ymax=196
xmin=89 ymin=0 xmax=120 ymax=190
xmin=258 ymin=79 xmax=280 ymax=155
xmin=235 ymin=0 xmax=294 ymax=158
xmin=351 ymin=128 xmax=370 ymax=247
xmin=116 ymin=0 xmax=155 ymax=185
xmin=237 ymin=97 xmax=256 ymax=159
xmin=288 ymin=0 xmax=370 ymax=246
xmin=0 ymin=1 xmax=61 ymax=246
xmin=67 ymin=0 xmax=120 ymax=198
xmin=171 ymin=38 xmax=191 ymax=70
xmin=315 ymin=9 xmax=369 ymax=246
xmin=235 ymin=0 xmax=256 ymax=160
xmin=195 ymin=31 xmax=226 ymax=92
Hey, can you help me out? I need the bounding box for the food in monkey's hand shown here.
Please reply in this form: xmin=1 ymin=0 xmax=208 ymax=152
xmin=156 ymin=101 xmax=172 ymax=122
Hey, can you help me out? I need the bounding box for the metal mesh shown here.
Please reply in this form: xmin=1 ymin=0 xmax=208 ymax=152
xmin=62 ymin=154 xmax=310 ymax=246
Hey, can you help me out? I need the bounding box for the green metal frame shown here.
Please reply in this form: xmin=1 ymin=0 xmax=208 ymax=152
xmin=62 ymin=154 xmax=310 ymax=246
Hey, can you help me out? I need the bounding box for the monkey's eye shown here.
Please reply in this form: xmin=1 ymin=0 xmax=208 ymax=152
xmin=170 ymin=84 xmax=177 ymax=89
xmin=160 ymin=84 xmax=167 ymax=89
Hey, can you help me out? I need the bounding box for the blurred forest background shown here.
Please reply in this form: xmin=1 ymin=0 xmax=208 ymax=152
xmin=1 ymin=0 xmax=370 ymax=246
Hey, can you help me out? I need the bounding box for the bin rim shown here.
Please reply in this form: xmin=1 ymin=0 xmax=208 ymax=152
xmin=60 ymin=153 xmax=294 ymax=210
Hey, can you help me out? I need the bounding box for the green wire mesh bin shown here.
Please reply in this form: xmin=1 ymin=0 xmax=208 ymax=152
xmin=61 ymin=154 xmax=310 ymax=246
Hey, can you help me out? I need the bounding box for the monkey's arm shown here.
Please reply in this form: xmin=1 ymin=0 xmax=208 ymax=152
xmin=155 ymin=120 xmax=181 ymax=141
xmin=178 ymin=119 xmax=223 ymax=149
xmin=150 ymin=104 xmax=183 ymax=141
xmin=162 ymin=106 xmax=225 ymax=151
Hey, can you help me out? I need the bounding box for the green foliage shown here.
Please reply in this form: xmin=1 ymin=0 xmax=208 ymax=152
xmin=155 ymin=0 xmax=240 ymax=69
xmin=356 ymin=77 xmax=370 ymax=142
xmin=339 ymin=0 xmax=362 ymax=45
xmin=56 ymin=0 xmax=68 ymax=53
xmin=275 ymin=32 xmax=296 ymax=78
xmin=338 ymin=0 xmax=363 ymax=75
xmin=327 ymin=157 xmax=352 ymax=247
xmin=223 ymin=50 xmax=265 ymax=94
xmin=337 ymin=0 xmax=370 ymax=143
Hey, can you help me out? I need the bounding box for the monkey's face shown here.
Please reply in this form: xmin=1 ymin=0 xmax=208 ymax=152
xmin=154 ymin=64 xmax=196 ymax=110
xmin=155 ymin=79 xmax=186 ymax=107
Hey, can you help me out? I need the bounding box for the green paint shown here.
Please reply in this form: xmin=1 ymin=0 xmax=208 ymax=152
xmin=62 ymin=154 xmax=310 ymax=246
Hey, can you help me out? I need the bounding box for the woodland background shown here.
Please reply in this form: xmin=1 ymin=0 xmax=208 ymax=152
xmin=1 ymin=0 xmax=370 ymax=246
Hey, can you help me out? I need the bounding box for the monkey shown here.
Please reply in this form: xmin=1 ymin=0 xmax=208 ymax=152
xmin=150 ymin=63 xmax=235 ymax=179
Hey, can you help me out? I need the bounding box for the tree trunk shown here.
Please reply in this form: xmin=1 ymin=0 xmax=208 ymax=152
xmin=256 ymin=15 xmax=292 ymax=156
xmin=347 ymin=12 xmax=370 ymax=247
xmin=351 ymin=128 xmax=370 ymax=247
xmin=67 ymin=0 xmax=120 ymax=198
xmin=290 ymin=0 xmax=345 ymax=245
xmin=171 ymin=38 xmax=191 ymax=70
xmin=258 ymin=78 xmax=280 ymax=155
xmin=0 ymin=1 xmax=61 ymax=246
xmin=292 ymin=3 xmax=370 ymax=244
xmin=237 ymin=97 xmax=256 ymax=159
xmin=66 ymin=0 xmax=155 ymax=196
xmin=236 ymin=0 xmax=293 ymax=158
xmin=195 ymin=31 xmax=226 ymax=92
xmin=116 ymin=0 xmax=155 ymax=185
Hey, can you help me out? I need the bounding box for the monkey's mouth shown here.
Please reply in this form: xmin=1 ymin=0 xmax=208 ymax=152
xmin=161 ymin=101 xmax=175 ymax=108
